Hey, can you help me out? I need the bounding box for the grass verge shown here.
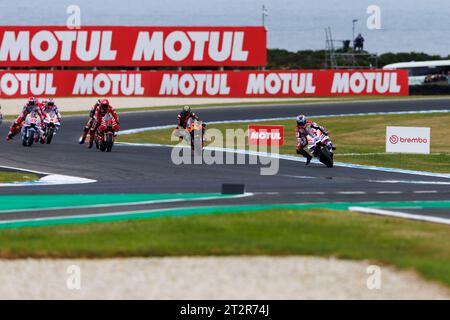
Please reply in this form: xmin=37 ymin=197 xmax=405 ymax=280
xmin=0 ymin=208 xmax=449 ymax=286
xmin=118 ymin=112 xmax=450 ymax=173
xmin=0 ymin=171 xmax=38 ymax=183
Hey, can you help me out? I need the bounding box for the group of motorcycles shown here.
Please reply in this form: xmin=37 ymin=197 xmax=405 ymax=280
xmin=7 ymin=101 xmax=334 ymax=166
xmin=21 ymin=110 xmax=60 ymax=147
xmin=174 ymin=118 xmax=334 ymax=167
xmin=7 ymin=103 xmax=119 ymax=153
xmin=19 ymin=110 xmax=118 ymax=152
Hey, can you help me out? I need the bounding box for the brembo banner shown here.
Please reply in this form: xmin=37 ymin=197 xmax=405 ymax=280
xmin=0 ymin=70 xmax=408 ymax=98
xmin=0 ymin=26 xmax=266 ymax=67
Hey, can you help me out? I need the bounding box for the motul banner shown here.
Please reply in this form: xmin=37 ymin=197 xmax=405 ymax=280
xmin=0 ymin=26 xmax=266 ymax=67
xmin=0 ymin=70 xmax=408 ymax=98
xmin=248 ymin=125 xmax=284 ymax=146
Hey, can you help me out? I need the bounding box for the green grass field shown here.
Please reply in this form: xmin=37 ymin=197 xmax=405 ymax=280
xmin=0 ymin=171 xmax=38 ymax=183
xmin=119 ymin=112 xmax=450 ymax=173
xmin=0 ymin=208 xmax=449 ymax=286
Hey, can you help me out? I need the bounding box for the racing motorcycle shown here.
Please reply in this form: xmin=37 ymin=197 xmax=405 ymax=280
xmin=41 ymin=111 xmax=61 ymax=144
xmin=306 ymin=128 xmax=334 ymax=168
xmin=21 ymin=111 xmax=42 ymax=147
xmin=187 ymin=119 xmax=206 ymax=154
xmin=172 ymin=119 xmax=206 ymax=154
xmin=95 ymin=112 xmax=119 ymax=152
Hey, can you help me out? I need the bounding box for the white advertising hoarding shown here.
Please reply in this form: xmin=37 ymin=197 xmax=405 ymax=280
xmin=386 ymin=126 xmax=430 ymax=154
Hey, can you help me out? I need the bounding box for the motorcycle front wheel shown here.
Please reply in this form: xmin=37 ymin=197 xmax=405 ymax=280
xmin=46 ymin=127 xmax=55 ymax=144
xmin=106 ymin=134 xmax=113 ymax=152
xmin=319 ymin=147 xmax=333 ymax=168
xmin=27 ymin=130 xmax=35 ymax=147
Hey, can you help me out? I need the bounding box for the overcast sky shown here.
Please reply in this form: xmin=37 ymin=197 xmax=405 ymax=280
xmin=1 ymin=0 xmax=449 ymax=55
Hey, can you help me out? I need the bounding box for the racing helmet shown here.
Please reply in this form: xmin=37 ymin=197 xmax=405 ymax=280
xmin=296 ymin=115 xmax=307 ymax=127
xmin=181 ymin=105 xmax=191 ymax=116
xmin=28 ymin=97 xmax=37 ymax=107
xmin=47 ymin=98 xmax=55 ymax=107
xmin=100 ymin=99 xmax=110 ymax=110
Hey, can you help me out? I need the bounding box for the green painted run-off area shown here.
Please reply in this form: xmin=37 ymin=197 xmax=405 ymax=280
xmin=0 ymin=193 xmax=448 ymax=229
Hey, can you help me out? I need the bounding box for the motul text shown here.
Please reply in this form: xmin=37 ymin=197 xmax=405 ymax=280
xmin=0 ymin=26 xmax=266 ymax=67
xmin=0 ymin=70 xmax=408 ymax=98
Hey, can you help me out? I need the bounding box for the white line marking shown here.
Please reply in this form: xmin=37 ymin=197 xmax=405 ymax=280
xmin=339 ymin=152 xmax=448 ymax=156
xmin=376 ymin=191 xmax=403 ymax=194
xmin=349 ymin=206 xmax=450 ymax=225
xmin=280 ymin=174 xmax=316 ymax=179
xmin=328 ymin=162 xmax=450 ymax=180
xmin=337 ymin=191 xmax=366 ymax=195
xmin=370 ymin=180 xmax=450 ymax=185
xmin=413 ymin=190 xmax=438 ymax=194
xmin=295 ymin=192 xmax=325 ymax=195
xmin=0 ymin=193 xmax=253 ymax=214
xmin=0 ymin=206 xmax=184 ymax=225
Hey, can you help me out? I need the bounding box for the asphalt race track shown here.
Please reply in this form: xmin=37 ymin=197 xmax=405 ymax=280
xmin=1 ymin=98 xmax=449 ymax=222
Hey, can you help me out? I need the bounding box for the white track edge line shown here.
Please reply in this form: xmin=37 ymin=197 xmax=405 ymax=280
xmin=349 ymin=206 xmax=450 ymax=225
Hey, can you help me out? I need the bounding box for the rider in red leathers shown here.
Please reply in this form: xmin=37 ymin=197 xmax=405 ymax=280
xmin=79 ymin=99 xmax=101 ymax=144
xmin=88 ymin=99 xmax=120 ymax=148
xmin=6 ymin=97 xmax=44 ymax=141
xmin=295 ymin=115 xmax=335 ymax=165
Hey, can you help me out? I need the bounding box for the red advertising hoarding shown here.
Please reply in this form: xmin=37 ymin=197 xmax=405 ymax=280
xmin=0 ymin=70 xmax=408 ymax=98
xmin=0 ymin=26 xmax=266 ymax=67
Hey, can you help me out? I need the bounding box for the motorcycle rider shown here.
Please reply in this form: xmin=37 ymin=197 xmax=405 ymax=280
xmin=177 ymin=106 xmax=199 ymax=129
xmin=40 ymin=98 xmax=62 ymax=142
xmin=79 ymin=99 xmax=101 ymax=144
xmin=176 ymin=106 xmax=205 ymax=142
xmin=88 ymin=99 xmax=120 ymax=148
xmin=42 ymin=98 xmax=62 ymax=122
xmin=6 ymin=97 xmax=44 ymax=141
xmin=295 ymin=114 xmax=335 ymax=165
